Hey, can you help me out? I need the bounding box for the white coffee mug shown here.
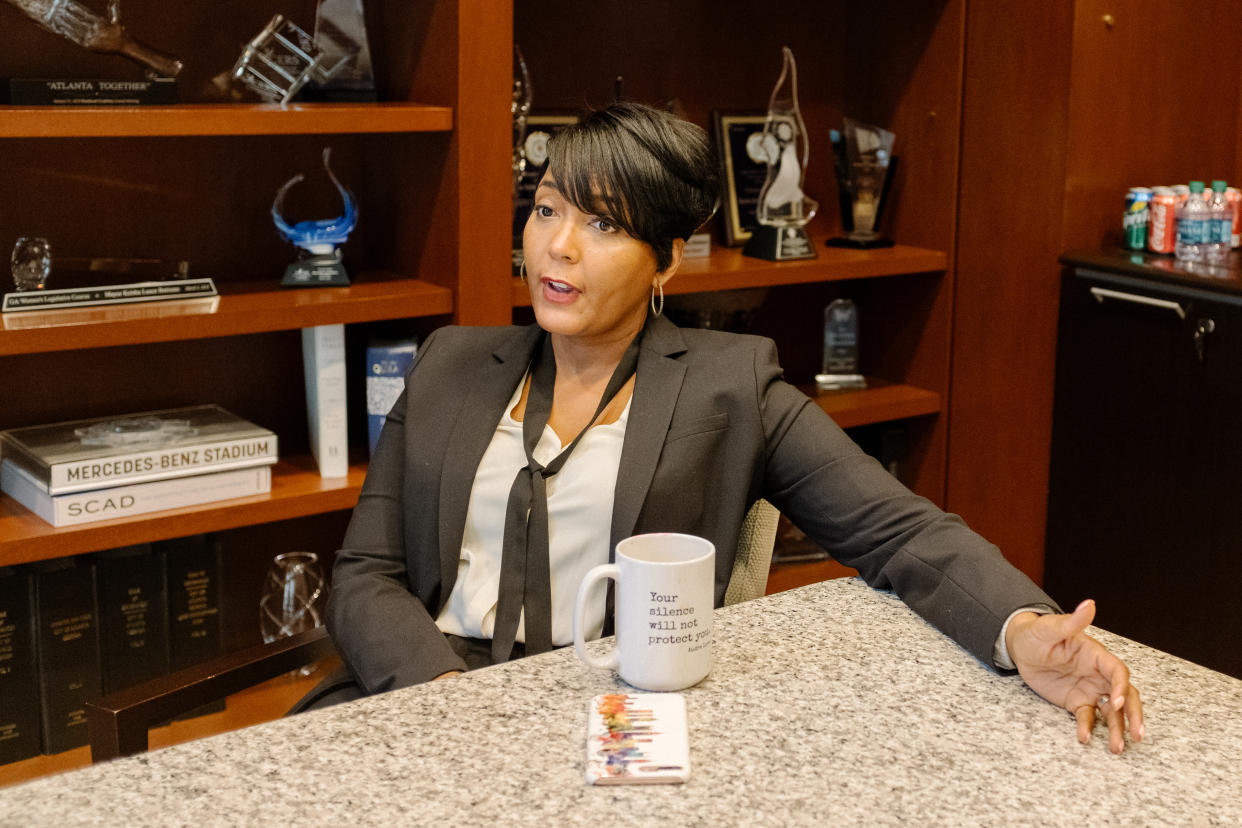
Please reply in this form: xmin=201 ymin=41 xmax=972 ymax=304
xmin=573 ymin=532 xmax=715 ymax=691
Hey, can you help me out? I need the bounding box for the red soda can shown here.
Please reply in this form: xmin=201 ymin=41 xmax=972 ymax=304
xmin=1148 ymin=187 xmax=1178 ymax=254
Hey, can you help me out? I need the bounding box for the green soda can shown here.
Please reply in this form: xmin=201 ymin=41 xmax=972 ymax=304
xmin=1124 ymin=187 xmax=1152 ymax=250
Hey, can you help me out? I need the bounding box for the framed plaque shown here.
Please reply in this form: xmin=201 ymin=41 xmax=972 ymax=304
xmin=713 ymin=111 xmax=774 ymax=247
xmin=513 ymin=113 xmax=580 ymax=273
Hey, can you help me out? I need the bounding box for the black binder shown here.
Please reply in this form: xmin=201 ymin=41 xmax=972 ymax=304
xmin=96 ymin=544 xmax=170 ymax=695
xmin=32 ymin=558 xmax=102 ymax=754
xmin=0 ymin=567 xmax=41 ymax=764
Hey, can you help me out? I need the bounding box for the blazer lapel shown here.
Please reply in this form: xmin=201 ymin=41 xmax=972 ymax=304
xmin=610 ymin=314 xmax=687 ymax=554
xmin=436 ymin=325 xmax=543 ymax=606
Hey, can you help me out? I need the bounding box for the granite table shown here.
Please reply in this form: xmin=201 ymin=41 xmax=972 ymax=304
xmin=3 ymin=578 xmax=1240 ymax=827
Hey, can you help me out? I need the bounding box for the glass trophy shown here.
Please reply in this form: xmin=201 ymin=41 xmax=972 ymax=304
xmin=259 ymin=552 xmax=326 ymax=676
xmin=826 ymin=118 xmax=897 ymax=249
xmin=512 ymin=45 xmax=533 ymax=201
xmin=273 ymin=147 xmax=358 ymax=287
xmin=10 ymin=237 xmax=52 ymax=292
xmin=301 ymin=0 xmax=377 ymax=101
xmin=4 ymin=0 xmax=182 ymax=77
xmin=743 ymin=46 xmax=818 ymax=262
xmin=815 ymin=298 xmax=866 ymax=390
xmin=231 ymin=14 xmax=352 ymax=106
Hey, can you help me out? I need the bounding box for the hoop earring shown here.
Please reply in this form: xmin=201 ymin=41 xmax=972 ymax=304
xmin=519 ymin=260 xmax=528 ymax=282
xmin=650 ymin=281 xmax=664 ymax=317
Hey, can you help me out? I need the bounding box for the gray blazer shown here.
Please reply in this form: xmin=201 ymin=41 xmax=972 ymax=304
xmin=327 ymin=315 xmax=1055 ymax=695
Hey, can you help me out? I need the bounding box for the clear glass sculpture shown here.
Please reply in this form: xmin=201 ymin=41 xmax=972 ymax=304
xmin=4 ymin=0 xmax=182 ymax=77
xmin=742 ymin=47 xmax=817 ymax=261
xmin=752 ymin=47 xmax=818 ymax=228
xmin=512 ymin=44 xmax=533 ymax=199
xmin=306 ymin=0 xmax=376 ymax=100
xmin=11 ymin=237 xmax=52 ymax=292
xmin=259 ymin=551 xmax=326 ymax=675
xmin=231 ymin=14 xmax=351 ymax=106
xmin=841 ymin=118 xmax=895 ymax=242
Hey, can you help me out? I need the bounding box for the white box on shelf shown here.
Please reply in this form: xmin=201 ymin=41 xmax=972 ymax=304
xmin=302 ymin=324 xmax=349 ymax=478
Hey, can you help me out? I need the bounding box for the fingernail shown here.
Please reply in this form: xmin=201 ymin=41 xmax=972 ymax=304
xmin=1138 ymin=725 xmax=1146 ymax=741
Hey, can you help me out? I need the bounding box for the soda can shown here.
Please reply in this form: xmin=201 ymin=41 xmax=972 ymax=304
xmin=1227 ymin=187 xmax=1241 ymax=248
xmin=1123 ymin=187 xmax=1152 ymax=250
xmin=1149 ymin=187 xmax=1178 ymax=254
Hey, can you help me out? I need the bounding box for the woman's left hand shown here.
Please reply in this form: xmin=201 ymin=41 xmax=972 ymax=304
xmin=1005 ymin=599 xmax=1145 ymax=754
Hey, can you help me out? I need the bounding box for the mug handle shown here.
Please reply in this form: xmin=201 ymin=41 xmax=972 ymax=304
xmin=573 ymin=563 xmax=619 ymax=670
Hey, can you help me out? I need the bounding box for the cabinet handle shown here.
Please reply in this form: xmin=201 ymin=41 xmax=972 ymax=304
xmin=1089 ymin=286 xmax=1186 ymax=319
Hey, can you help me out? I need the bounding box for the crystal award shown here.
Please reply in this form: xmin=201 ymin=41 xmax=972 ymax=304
xmin=10 ymin=237 xmax=52 ymax=292
xmin=815 ymin=298 xmax=866 ymax=390
xmin=300 ymin=0 xmax=377 ymax=101
xmin=743 ymin=46 xmax=818 ymax=261
xmin=273 ymin=148 xmax=358 ymax=287
xmin=231 ymin=14 xmax=351 ymax=106
xmin=826 ymin=118 xmax=897 ymax=249
xmin=4 ymin=0 xmax=182 ymax=78
xmin=512 ymin=45 xmax=533 ymax=200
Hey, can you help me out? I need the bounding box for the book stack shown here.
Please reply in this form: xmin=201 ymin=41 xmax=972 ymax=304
xmin=0 ymin=537 xmax=224 ymax=763
xmin=0 ymin=405 xmax=277 ymax=527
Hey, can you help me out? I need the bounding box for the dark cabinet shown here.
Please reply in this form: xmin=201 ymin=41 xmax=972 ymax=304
xmin=1045 ymin=256 xmax=1242 ymax=678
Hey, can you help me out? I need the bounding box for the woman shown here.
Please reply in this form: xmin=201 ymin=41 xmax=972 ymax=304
xmin=308 ymin=102 xmax=1143 ymax=754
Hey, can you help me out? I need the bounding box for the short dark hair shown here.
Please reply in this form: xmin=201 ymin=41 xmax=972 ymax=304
xmin=544 ymin=101 xmax=719 ymax=272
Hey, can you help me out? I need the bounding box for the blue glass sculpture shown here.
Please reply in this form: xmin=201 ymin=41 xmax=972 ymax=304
xmin=272 ymin=148 xmax=357 ymax=287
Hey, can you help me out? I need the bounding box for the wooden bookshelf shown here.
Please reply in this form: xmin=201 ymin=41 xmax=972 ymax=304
xmin=0 ymin=457 xmax=365 ymax=567
xmin=0 ymin=275 xmax=453 ymax=356
xmin=802 ymin=380 xmax=942 ymax=430
xmin=766 ymin=557 xmax=858 ymax=596
xmin=512 ymin=240 xmax=947 ymax=306
xmin=0 ymin=103 xmax=453 ymax=138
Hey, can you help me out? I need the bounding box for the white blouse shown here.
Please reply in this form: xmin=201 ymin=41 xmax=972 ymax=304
xmin=434 ymin=378 xmax=629 ymax=646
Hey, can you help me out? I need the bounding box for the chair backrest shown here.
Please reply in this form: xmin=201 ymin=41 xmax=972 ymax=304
xmin=724 ymin=498 xmax=779 ymax=605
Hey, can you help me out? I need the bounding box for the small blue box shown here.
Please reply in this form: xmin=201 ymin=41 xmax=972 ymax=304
xmin=365 ymin=338 xmax=418 ymax=455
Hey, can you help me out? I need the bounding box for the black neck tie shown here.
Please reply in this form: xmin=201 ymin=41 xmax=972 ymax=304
xmin=491 ymin=329 xmax=643 ymax=663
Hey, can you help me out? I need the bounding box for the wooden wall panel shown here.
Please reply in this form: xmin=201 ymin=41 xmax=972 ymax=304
xmin=950 ymin=1 xmax=1242 ymax=583
xmin=1060 ymin=1 xmax=1242 ymax=252
xmin=949 ymin=3 xmax=1075 ymax=581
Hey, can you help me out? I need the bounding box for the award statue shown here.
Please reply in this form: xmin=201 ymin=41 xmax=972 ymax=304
xmin=4 ymin=0 xmax=181 ymax=78
xmin=231 ymin=14 xmax=352 ymax=106
xmin=273 ymin=148 xmax=358 ymax=287
xmin=301 ymin=0 xmax=377 ymax=101
xmin=826 ymin=118 xmax=897 ymax=249
xmin=512 ymin=45 xmax=533 ymax=201
xmin=815 ymin=298 xmax=866 ymax=390
xmin=743 ymin=47 xmax=818 ymax=262
xmin=10 ymin=237 xmax=52 ymax=292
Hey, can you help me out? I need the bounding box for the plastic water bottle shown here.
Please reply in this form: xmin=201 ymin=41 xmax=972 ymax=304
xmin=1206 ymin=180 xmax=1230 ymax=265
xmin=1175 ymin=180 xmax=1210 ymax=263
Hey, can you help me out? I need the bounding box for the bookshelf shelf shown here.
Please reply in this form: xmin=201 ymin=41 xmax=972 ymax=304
xmin=0 ymin=275 xmax=453 ymax=356
xmin=766 ymin=557 xmax=858 ymax=596
xmin=801 ymin=380 xmax=942 ymax=430
xmin=511 ymin=237 xmax=947 ymax=306
xmin=0 ymin=102 xmax=454 ymax=138
xmin=0 ymin=456 xmax=365 ymax=567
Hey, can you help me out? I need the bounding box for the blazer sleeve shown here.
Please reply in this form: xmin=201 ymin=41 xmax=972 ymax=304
xmin=326 ymin=330 xmax=468 ymax=692
xmin=753 ymin=338 xmax=1059 ymax=667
